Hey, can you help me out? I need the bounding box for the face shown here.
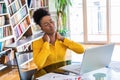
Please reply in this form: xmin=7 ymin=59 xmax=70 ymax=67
xmin=40 ymin=16 xmax=56 ymax=35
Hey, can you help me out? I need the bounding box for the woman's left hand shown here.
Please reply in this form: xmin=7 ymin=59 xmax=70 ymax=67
xmin=56 ymin=32 xmax=65 ymax=42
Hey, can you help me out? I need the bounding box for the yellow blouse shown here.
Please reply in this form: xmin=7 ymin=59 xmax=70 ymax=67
xmin=32 ymin=38 xmax=85 ymax=70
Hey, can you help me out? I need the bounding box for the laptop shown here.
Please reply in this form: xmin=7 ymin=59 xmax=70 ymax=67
xmin=60 ymin=43 xmax=115 ymax=75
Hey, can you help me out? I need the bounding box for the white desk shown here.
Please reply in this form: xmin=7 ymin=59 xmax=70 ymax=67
xmin=36 ymin=61 xmax=120 ymax=80
xmin=36 ymin=68 xmax=120 ymax=80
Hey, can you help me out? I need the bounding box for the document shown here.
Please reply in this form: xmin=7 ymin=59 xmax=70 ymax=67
xmin=36 ymin=73 xmax=81 ymax=80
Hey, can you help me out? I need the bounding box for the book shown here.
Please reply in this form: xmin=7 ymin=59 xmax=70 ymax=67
xmin=0 ymin=16 xmax=5 ymax=26
xmin=11 ymin=3 xmax=17 ymax=14
xmin=2 ymin=3 xmax=6 ymax=13
xmin=27 ymin=0 xmax=31 ymax=7
xmin=14 ymin=27 xmax=19 ymax=38
xmin=8 ymin=6 xmax=13 ymax=16
xmin=15 ymin=0 xmax=21 ymax=11
xmin=0 ymin=42 xmax=3 ymax=51
xmin=0 ymin=27 xmax=3 ymax=39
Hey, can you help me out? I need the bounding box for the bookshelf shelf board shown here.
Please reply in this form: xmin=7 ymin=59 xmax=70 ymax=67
xmin=0 ymin=24 xmax=11 ymax=28
xmin=5 ymin=32 xmax=43 ymax=48
xmin=6 ymin=0 xmax=16 ymax=7
xmin=20 ymin=58 xmax=33 ymax=67
xmin=0 ymin=13 xmax=8 ymax=16
xmin=0 ymin=35 xmax=14 ymax=42
xmin=0 ymin=48 xmax=12 ymax=57
xmin=0 ymin=1 xmax=4 ymax=3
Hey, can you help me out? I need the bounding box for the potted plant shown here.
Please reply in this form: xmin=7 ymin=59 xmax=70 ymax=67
xmin=55 ymin=0 xmax=72 ymax=36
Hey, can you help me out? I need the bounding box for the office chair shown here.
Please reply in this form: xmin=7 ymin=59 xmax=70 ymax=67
xmin=15 ymin=50 xmax=37 ymax=80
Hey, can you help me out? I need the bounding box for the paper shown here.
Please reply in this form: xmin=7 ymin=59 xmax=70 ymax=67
xmin=36 ymin=73 xmax=81 ymax=80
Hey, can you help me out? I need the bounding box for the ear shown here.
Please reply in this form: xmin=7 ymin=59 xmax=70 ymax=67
xmin=39 ymin=25 xmax=43 ymax=30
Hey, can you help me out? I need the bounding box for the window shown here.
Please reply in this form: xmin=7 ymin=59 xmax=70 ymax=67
xmin=69 ymin=0 xmax=83 ymax=42
xmin=86 ymin=0 xmax=107 ymax=42
xmin=111 ymin=0 xmax=120 ymax=43
xmin=69 ymin=0 xmax=120 ymax=61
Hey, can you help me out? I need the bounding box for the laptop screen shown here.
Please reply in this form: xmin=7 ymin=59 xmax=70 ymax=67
xmin=60 ymin=43 xmax=115 ymax=75
xmin=80 ymin=43 xmax=115 ymax=74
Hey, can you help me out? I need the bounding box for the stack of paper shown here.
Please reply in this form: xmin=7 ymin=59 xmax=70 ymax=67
xmin=36 ymin=73 xmax=81 ymax=80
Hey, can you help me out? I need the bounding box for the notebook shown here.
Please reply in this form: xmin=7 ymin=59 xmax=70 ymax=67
xmin=60 ymin=43 xmax=115 ymax=75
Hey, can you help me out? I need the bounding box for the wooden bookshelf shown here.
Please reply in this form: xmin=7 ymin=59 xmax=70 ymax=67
xmin=5 ymin=0 xmax=32 ymax=42
xmin=0 ymin=1 xmax=13 ymax=41
xmin=1 ymin=0 xmax=32 ymax=71
xmin=0 ymin=0 xmax=51 ymax=78
xmin=0 ymin=0 xmax=14 ymax=58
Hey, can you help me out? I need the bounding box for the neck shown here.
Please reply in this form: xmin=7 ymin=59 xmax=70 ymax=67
xmin=48 ymin=33 xmax=56 ymax=45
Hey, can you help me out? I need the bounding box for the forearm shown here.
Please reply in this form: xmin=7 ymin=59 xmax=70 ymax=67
xmin=33 ymin=42 xmax=50 ymax=69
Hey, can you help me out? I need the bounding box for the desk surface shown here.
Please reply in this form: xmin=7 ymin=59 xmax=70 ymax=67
xmin=36 ymin=68 xmax=120 ymax=80
xmin=35 ymin=61 xmax=120 ymax=80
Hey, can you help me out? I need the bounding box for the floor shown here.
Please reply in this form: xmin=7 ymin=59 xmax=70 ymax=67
xmin=0 ymin=60 xmax=37 ymax=80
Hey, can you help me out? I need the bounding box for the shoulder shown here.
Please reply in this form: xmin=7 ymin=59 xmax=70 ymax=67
xmin=33 ymin=38 xmax=43 ymax=44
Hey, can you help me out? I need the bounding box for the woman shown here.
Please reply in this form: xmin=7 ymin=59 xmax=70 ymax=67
xmin=32 ymin=8 xmax=85 ymax=76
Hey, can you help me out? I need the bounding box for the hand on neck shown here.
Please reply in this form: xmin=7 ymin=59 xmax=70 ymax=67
xmin=47 ymin=33 xmax=56 ymax=45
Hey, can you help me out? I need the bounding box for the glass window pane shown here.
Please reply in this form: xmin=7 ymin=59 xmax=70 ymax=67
xmin=87 ymin=0 xmax=107 ymax=42
xmin=111 ymin=0 xmax=120 ymax=43
xmin=69 ymin=0 xmax=83 ymax=42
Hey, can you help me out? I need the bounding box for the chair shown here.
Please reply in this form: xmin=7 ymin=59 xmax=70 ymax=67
xmin=15 ymin=50 xmax=37 ymax=80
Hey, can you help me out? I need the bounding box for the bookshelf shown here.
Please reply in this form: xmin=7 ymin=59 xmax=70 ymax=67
xmin=0 ymin=0 xmax=34 ymax=70
xmin=0 ymin=0 xmax=50 ymax=72
xmin=1 ymin=0 xmax=44 ymax=71
xmin=5 ymin=0 xmax=33 ymax=42
xmin=0 ymin=0 xmax=14 ymax=70
xmin=27 ymin=0 xmax=49 ymax=34
xmin=0 ymin=0 xmax=13 ymax=43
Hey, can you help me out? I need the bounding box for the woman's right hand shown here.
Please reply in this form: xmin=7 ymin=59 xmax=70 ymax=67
xmin=43 ymin=34 xmax=50 ymax=43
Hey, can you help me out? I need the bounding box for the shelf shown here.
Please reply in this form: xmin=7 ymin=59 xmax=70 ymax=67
xmin=0 ymin=64 xmax=7 ymax=71
xmin=0 ymin=48 xmax=12 ymax=57
xmin=0 ymin=13 xmax=8 ymax=16
xmin=20 ymin=58 xmax=33 ymax=67
xmin=0 ymin=1 xmax=4 ymax=4
xmin=0 ymin=35 xmax=14 ymax=42
xmin=0 ymin=24 xmax=11 ymax=28
xmin=5 ymin=32 xmax=44 ymax=48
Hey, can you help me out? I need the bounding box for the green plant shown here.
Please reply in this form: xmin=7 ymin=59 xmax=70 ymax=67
xmin=59 ymin=27 xmax=69 ymax=36
xmin=55 ymin=0 xmax=72 ymax=36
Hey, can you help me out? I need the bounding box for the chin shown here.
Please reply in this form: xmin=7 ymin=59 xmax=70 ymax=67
xmin=47 ymin=32 xmax=55 ymax=35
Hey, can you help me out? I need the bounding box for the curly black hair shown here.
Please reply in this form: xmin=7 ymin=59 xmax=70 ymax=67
xmin=33 ymin=8 xmax=50 ymax=25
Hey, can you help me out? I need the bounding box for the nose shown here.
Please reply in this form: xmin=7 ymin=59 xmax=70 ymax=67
xmin=49 ymin=22 xmax=54 ymax=27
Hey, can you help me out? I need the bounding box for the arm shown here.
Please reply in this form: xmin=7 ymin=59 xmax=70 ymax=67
xmin=56 ymin=32 xmax=85 ymax=54
xmin=63 ymin=38 xmax=85 ymax=54
xmin=32 ymin=39 xmax=50 ymax=70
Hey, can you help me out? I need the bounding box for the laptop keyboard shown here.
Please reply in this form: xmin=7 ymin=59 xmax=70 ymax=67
xmin=109 ymin=61 xmax=120 ymax=72
xmin=74 ymin=67 xmax=81 ymax=71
